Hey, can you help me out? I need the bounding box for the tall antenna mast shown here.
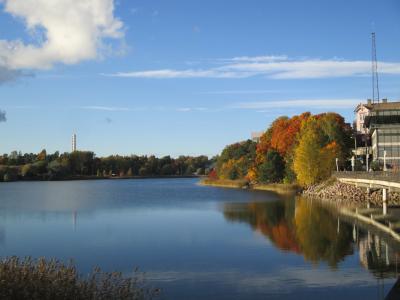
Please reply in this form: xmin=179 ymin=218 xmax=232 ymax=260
xmin=371 ymin=32 xmax=380 ymax=104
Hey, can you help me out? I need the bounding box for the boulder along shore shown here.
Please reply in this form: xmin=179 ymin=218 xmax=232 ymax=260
xmin=303 ymin=179 xmax=400 ymax=207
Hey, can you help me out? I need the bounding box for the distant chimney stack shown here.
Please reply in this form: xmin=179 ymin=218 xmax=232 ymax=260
xmin=367 ymin=99 xmax=372 ymax=105
xmin=382 ymin=98 xmax=388 ymax=103
xmin=72 ymin=134 xmax=77 ymax=152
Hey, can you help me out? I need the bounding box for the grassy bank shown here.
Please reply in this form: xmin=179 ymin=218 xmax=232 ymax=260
xmin=252 ymin=183 xmax=301 ymax=194
xmin=200 ymin=178 xmax=249 ymax=189
xmin=201 ymin=178 xmax=301 ymax=194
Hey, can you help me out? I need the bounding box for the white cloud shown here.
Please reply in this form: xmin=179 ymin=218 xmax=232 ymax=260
xmin=176 ymin=107 xmax=207 ymax=112
xmin=176 ymin=107 xmax=192 ymax=112
xmin=199 ymin=89 xmax=281 ymax=95
xmin=104 ymin=55 xmax=400 ymax=79
xmin=231 ymin=99 xmax=361 ymax=110
xmin=0 ymin=0 xmax=124 ymax=71
xmin=222 ymin=60 xmax=400 ymax=79
xmin=105 ymin=69 xmax=250 ymax=79
xmin=80 ymin=106 xmax=132 ymax=111
xmin=227 ymin=55 xmax=288 ymax=62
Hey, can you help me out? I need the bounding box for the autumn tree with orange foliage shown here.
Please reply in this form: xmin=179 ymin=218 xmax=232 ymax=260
xmin=255 ymin=112 xmax=311 ymax=182
xmin=213 ymin=111 xmax=352 ymax=185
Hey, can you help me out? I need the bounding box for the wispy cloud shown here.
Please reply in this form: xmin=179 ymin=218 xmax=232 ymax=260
xmin=224 ymin=55 xmax=288 ymax=62
xmin=231 ymin=99 xmax=361 ymax=110
xmin=199 ymin=89 xmax=281 ymax=95
xmin=79 ymin=105 xmax=209 ymax=113
xmin=80 ymin=106 xmax=133 ymax=111
xmin=103 ymin=55 xmax=400 ymax=79
xmin=176 ymin=107 xmax=207 ymax=112
xmin=103 ymin=69 xmax=250 ymax=79
xmin=79 ymin=99 xmax=361 ymax=114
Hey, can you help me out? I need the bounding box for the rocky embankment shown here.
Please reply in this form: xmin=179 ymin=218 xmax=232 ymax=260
xmin=303 ymin=179 xmax=400 ymax=206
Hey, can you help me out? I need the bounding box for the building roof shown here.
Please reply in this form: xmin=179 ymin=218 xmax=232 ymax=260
xmin=355 ymin=100 xmax=400 ymax=113
xmin=369 ymin=101 xmax=400 ymax=111
xmin=359 ymin=100 xmax=400 ymax=128
xmin=354 ymin=103 xmax=372 ymax=112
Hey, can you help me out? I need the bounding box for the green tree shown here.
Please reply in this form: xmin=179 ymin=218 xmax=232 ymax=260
xmin=160 ymin=164 xmax=173 ymax=175
xmin=257 ymin=150 xmax=285 ymax=183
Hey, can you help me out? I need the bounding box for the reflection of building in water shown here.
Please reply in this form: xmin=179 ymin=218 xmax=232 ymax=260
xmin=357 ymin=229 xmax=400 ymax=300
xmin=358 ymin=231 xmax=400 ymax=278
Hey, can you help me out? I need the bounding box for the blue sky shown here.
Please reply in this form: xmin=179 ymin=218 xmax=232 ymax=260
xmin=0 ymin=0 xmax=400 ymax=157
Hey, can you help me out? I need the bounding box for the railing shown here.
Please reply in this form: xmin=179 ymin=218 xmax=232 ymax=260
xmin=333 ymin=171 xmax=400 ymax=183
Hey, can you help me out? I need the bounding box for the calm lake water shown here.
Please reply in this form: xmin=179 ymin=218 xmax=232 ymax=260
xmin=0 ymin=178 xmax=399 ymax=299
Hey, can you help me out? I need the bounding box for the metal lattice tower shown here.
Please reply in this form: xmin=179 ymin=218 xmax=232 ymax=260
xmin=371 ymin=32 xmax=380 ymax=104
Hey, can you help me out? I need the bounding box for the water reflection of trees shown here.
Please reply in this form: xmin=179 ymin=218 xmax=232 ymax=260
xmin=295 ymin=198 xmax=354 ymax=267
xmin=224 ymin=197 xmax=353 ymax=268
xmin=223 ymin=196 xmax=400 ymax=284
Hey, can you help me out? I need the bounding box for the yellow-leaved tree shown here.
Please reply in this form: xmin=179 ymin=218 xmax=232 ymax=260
xmin=293 ymin=122 xmax=322 ymax=186
xmin=293 ymin=120 xmax=341 ymax=186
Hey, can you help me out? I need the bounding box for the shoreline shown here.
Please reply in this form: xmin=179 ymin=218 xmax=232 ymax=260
xmin=202 ymin=177 xmax=400 ymax=242
xmin=303 ymin=178 xmax=400 ymax=207
xmin=0 ymin=175 xmax=203 ymax=183
xmin=200 ymin=178 xmax=301 ymax=195
xmin=303 ymin=178 xmax=400 ymax=242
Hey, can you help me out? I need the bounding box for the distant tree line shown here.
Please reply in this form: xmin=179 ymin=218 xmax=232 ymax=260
xmin=211 ymin=112 xmax=354 ymax=186
xmin=0 ymin=150 xmax=213 ymax=182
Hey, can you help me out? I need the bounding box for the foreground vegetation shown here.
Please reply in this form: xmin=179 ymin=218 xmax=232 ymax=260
xmin=0 ymin=257 xmax=158 ymax=300
xmin=0 ymin=151 xmax=212 ymax=182
xmin=210 ymin=112 xmax=353 ymax=187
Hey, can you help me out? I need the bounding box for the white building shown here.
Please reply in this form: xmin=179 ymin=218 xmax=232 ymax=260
xmin=251 ymin=131 xmax=263 ymax=143
xmin=354 ymin=99 xmax=373 ymax=134
xmin=355 ymin=99 xmax=400 ymax=168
